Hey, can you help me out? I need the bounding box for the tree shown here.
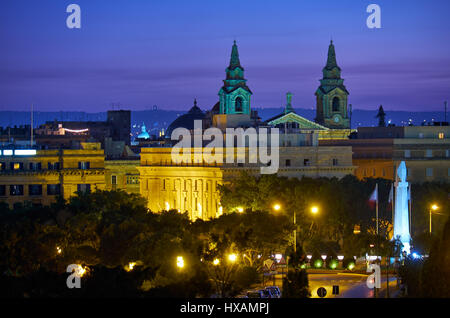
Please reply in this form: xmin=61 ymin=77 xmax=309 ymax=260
xmin=282 ymin=245 xmax=310 ymax=298
xmin=376 ymin=105 xmax=386 ymax=127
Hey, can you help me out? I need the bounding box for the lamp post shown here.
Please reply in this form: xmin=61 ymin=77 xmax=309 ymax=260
xmin=429 ymin=204 xmax=439 ymax=234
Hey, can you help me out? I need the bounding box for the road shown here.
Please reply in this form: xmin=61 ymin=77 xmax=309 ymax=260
xmin=261 ymin=271 xmax=399 ymax=298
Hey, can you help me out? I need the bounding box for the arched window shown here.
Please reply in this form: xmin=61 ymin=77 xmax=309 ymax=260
xmin=332 ymin=97 xmax=340 ymax=112
xmin=235 ymin=97 xmax=243 ymax=112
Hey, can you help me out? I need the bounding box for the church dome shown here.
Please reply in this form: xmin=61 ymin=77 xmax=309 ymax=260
xmin=137 ymin=122 xmax=150 ymax=139
xmin=166 ymin=99 xmax=205 ymax=136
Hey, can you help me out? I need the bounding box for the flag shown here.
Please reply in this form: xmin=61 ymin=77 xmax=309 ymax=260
xmin=369 ymin=185 xmax=378 ymax=209
xmin=388 ymin=184 xmax=394 ymax=210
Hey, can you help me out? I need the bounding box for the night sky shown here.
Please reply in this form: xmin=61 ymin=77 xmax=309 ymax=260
xmin=1 ymin=0 xmax=449 ymax=112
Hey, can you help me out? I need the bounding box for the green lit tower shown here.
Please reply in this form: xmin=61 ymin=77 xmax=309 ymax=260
xmin=315 ymin=40 xmax=350 ymax=129
xmin=218 ymin=41 xmax=252 ymax=115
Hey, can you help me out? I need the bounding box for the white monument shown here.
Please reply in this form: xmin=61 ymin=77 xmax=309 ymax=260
xmin=393 ymin=161 xmax=411 ymax=254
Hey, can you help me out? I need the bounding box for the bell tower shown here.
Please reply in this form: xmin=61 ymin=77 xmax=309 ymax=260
xmin=315 ymin=40 xmax=350 ymax=129
xmin=218 ymin=41 xmax=252 ymax=115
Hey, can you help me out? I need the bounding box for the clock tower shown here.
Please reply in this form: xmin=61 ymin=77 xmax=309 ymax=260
xmin=315 ymin=40 xmax=350 ymax=129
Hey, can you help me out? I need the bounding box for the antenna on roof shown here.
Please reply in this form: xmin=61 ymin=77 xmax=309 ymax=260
xmin=30 ymin=103 xmax=34 ymax=148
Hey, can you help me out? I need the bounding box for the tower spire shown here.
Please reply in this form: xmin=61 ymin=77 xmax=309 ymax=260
xmin=326 ymin=40 xmax=338 ymax=70
xmin=229 ymin=40 xmax=241 ymax=69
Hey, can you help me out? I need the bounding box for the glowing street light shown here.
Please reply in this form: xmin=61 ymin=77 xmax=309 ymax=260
xmin=273 ymin=204 xmax=281 ymax=212
xmin=126 ymin=262 xmax=136 ymax=272
xmin=213 ymin=258 xmax=220 ymax=266
xmin=176 ymin=256 xmax=185 ymax=269
xmin=430 ymin=204 xmax=439 ymax=234
xmin=237 ymin=207 xmax=244 ymax=213
xmin=75 ymin=265 xmax=87 ymax=277
xmin=228 ymin=253 xmax=237 ymax=263
xmin=311 ymin=206 xmax=319 ymax=215
xmin=56 ymin=246 xmax=62 ymax=254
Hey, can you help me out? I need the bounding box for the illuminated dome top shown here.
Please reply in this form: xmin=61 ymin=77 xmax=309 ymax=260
xmin=166 ymin=99 xmax=205 ymax=136
xmin=137 ymin=122 xmax=150 ymax=139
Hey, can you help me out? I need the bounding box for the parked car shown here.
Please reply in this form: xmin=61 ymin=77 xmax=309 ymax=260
xmin=247 ymin=289 xmax=270 ymax=298
xmin=265 ymin=286 xmax=281 ymax=298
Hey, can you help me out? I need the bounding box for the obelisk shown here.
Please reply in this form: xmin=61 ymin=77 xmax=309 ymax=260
xmin=393 ymin=161 xmax=411 ymax=254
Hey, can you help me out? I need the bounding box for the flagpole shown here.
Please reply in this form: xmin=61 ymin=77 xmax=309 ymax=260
xmin=376 ymin=183 xmax=379 ymax=236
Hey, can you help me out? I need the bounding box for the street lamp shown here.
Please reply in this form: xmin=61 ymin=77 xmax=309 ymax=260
xmin=429 ymin=204 xmax=439 ymax=234
xmin=213 ymin=258 xmax=220 ymax=266
xmin=273 ymin=203 xmax=281 ymax=212
xmin=176 ymin=256 xmax=185 ymax=269
xmin=237 ymin=207 xmax=244 ymax=213
xmin=311 ymin=206 xmax=319 ymax=215
xmin=228 ymin=253 xmax=237 ymax=263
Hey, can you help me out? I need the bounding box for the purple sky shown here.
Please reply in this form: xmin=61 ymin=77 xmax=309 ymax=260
xmin=1 ymin=0 xmax=449 ymax=112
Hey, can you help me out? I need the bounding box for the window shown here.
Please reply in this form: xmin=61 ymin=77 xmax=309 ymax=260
xmin=438 ymin=132 xmax=444 ymax=139
xmin=126 ymin=175 xmax=139 ymax=184
xmin=332 ymin=159 xmax=339 ymax=166
xmin=29 ymin=162 xmax=42 ymax=171
xmin=373 ymin=168 xmax=376 ymax=176
xmin=446 ymin=150 xmax=450 ymax=158
xmin=111 ymin=175 xmax=117 ymax=185
xmin=426 ymin=168 xmax=433 ymax=177
xmin=382 ymin=168 xmax=386 ymax=177
xmin=78 ymin=162 xmax=90 ymax=169
xmin=425 ymin=149 xmax=433 ymax=158
xmin=47 ymin=184 xmax=61 ymax=195
xmin=48 ymin=162 xmax=60 ymax=170
xmin=285 ymin=159 xmax=291 ymax=167
xmin=363 ymin=169 xmax=367 ymax=177
xmin=0 ymin=162 xmax=4 ymax=170
xmin=418 ymin=133 xmax=424 ymax=139
xmin=332 ymin=97 xmax=340 ymax=112
xmin=235 ymin=97 xmax=243 ymax=113
xmin=77 ymin=184 xmax=91 ymax=194
xmin=163 ymin=179 xmax=166 ymax=190
xmin=10 ymin=185 xmax=24 ymax=196
xmin=304 ymin=159 xmax=310 ymax=166
xmin=404 ymin=150 xmax=411 ymax=158
xmin=29 ymin=185 xmax=42 ymax=196
xmin=11 ymin=162 xmax=23 ymax=170
xmin=0 ymin=185 xmax=5 ymax=196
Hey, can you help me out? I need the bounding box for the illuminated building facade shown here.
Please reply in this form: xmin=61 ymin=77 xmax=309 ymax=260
xmin=0 ymin=143 xmax=106 ymax=208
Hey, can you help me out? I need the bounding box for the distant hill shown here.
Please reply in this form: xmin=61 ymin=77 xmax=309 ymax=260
xmin=0 ymin=109 xmax=446 ymax=140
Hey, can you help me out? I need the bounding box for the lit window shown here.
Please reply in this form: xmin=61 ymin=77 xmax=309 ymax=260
xmin=404 ymin=150 xmax=411 ymax=158
xmin=10 ymin=185 xmax=24 ymax=196
xmin=425 ymin=149 xmax=433 ymax=158
xmin=426 ymin=168 xmax=433 ymax=177
xmin=78 ymin=162 xmax=90 ymax=170
xmin=11 ymin=162 xmax=23 ymax=170
xmin=438 ymin=132 xmax=444 ymax=139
